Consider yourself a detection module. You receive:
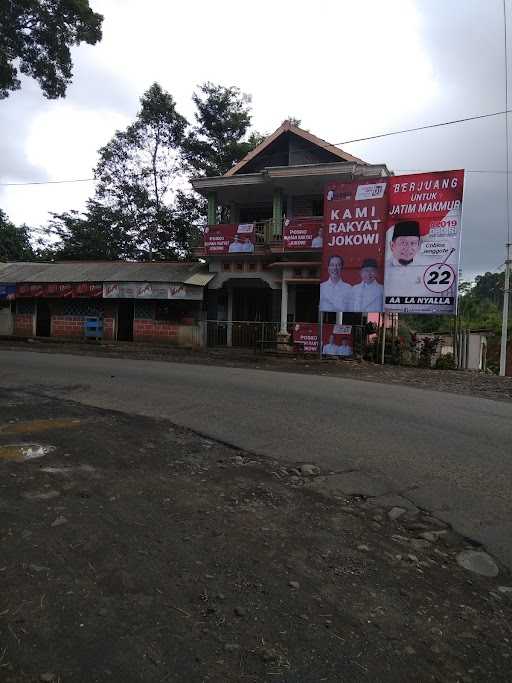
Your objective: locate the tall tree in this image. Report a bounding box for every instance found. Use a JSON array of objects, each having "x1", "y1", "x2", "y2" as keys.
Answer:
[
  {"x1": 45, "y1": 200, "x2": 134, "y2": 260},
  {"x1": 0, "y1": 209, "x2": 34, "y2": 260},
  {"x1": 182, "y1": 82, "x2": 264, "y2": 177},
  {"x1": 94, "y1": 82, "x2": 188, "y2": 259},
  {"x1": 0, "y1": 0, "x2": 103, "y2": 99}
]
